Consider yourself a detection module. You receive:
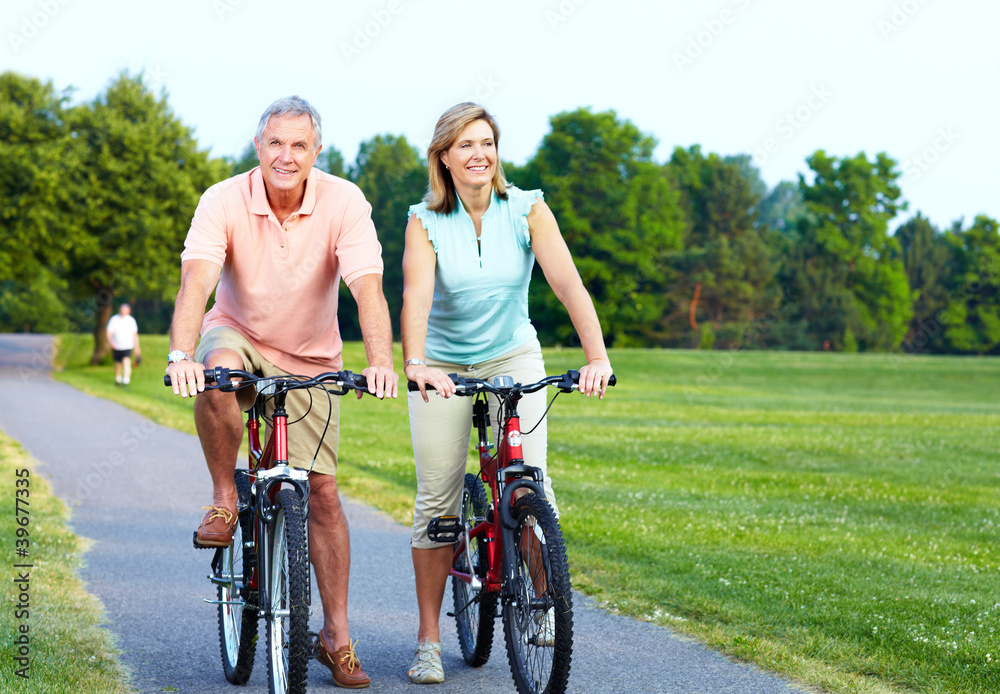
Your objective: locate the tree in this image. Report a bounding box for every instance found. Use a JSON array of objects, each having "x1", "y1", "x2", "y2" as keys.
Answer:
[
  {"x1": 228, "y1": 141, "x2": 258, "y2": 176},
  {"x1": 343, "y1": 134, "x2": 426, "y2": 339},
  {"x1": 722, "y1": 154, "x2": 768, "y2": 212},
  {"x1": 0, "y1": 271, "x2": 69, "y2": 333},
  {"x1": 779, "y1": 151, "x2": 912, "y2": 351},
  {"x1": 665, "y1": 146, "x2": 777, "y2": 348},
  {"x1": 514, "y1": 108, "x2": 685, "y2": 346},
  {"x1": 941, "y1": 215, "x2": 1000, "y2": 354},
  {"x1": 64, "y1": 73, "x2": 230, "y2": 361},
  {"x1": 894, "y1": 214, "x2": 953, "y2": 353},
  {"x1": 758, "y1": 180, "x2": 806, "y2": 234},
  {"x1": 0, "y1": 72, "x2": 75, "y2": 293},
  {"x1": 316, "y1": 146, "x2": 346, "y2": 178}
]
